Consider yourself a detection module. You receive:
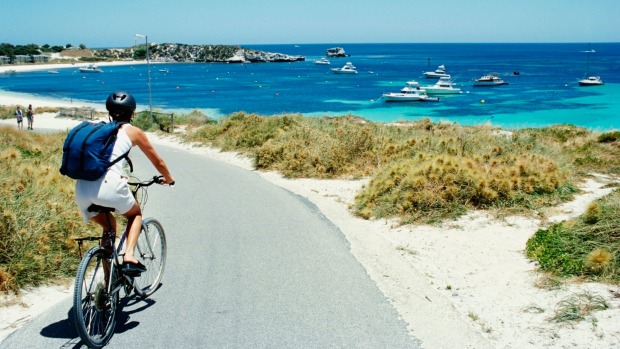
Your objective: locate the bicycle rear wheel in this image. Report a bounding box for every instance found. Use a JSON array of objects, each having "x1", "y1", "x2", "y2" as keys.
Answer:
[
  {"x1": 133, "y1": 217, "x2": 167, "y2": 297},
  {"x1": 73, "y1": 247, "x2": 118, "y2": 349}
]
